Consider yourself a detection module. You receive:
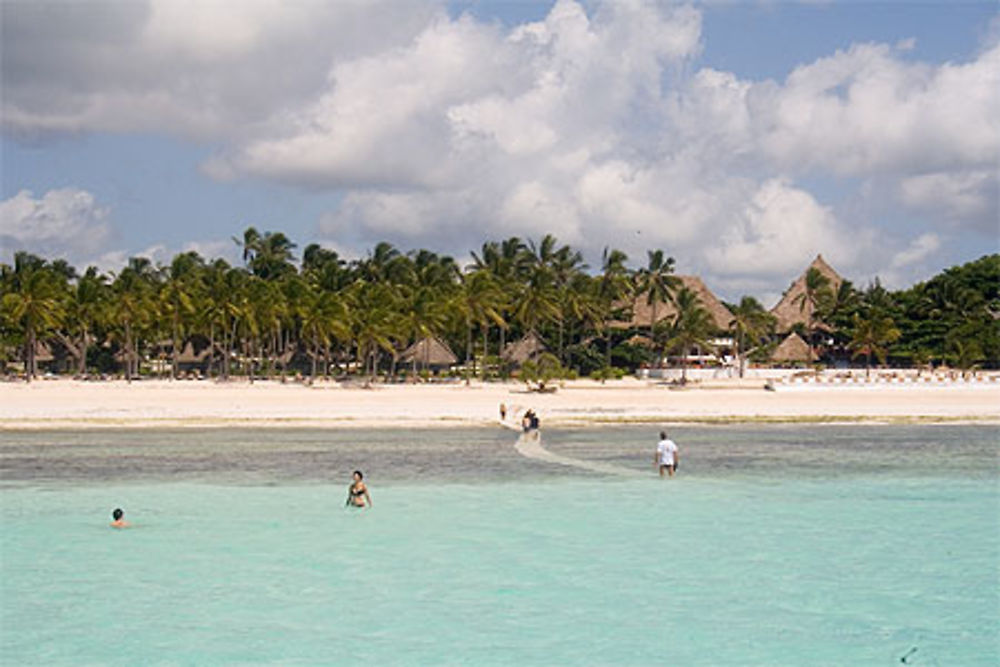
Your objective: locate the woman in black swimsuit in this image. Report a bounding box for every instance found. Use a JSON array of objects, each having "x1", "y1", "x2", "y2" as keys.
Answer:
[{"x1": 346, "y1": 470, "x2": 372, "y2": 508}]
